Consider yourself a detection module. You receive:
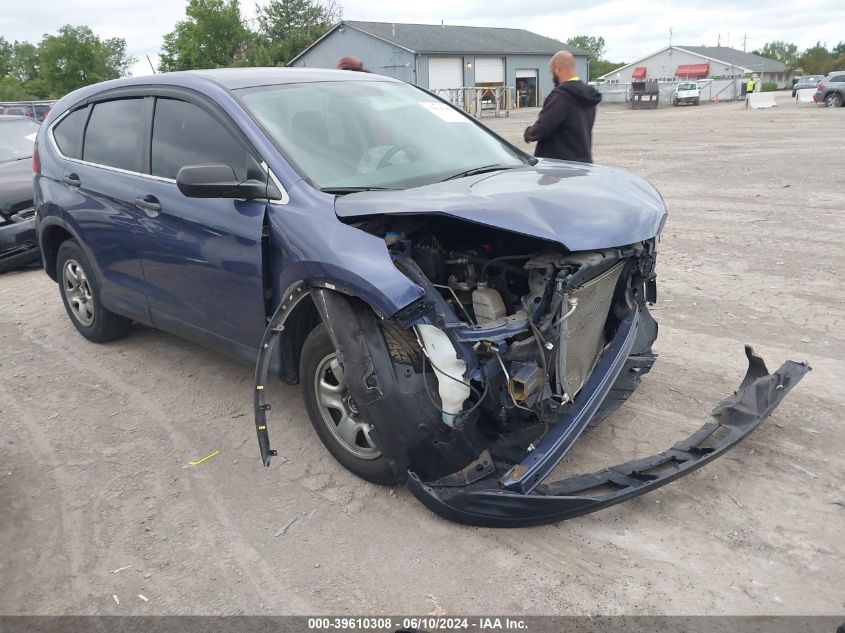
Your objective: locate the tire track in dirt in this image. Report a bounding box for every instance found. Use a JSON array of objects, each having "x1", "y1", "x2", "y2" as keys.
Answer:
[{"x1": 17, "y1": 321, "x2": 314, "y2": 614}]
